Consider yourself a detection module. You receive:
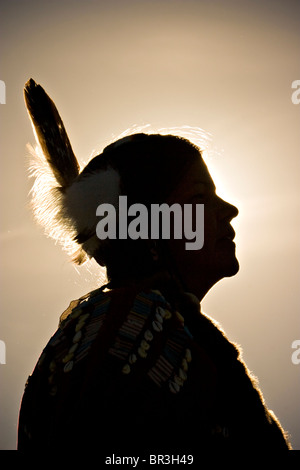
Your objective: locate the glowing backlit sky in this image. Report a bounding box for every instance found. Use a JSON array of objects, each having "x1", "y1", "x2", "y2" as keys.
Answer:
[{"x1": 0, "y1": 0, "x2": 299, "y2": 449}]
